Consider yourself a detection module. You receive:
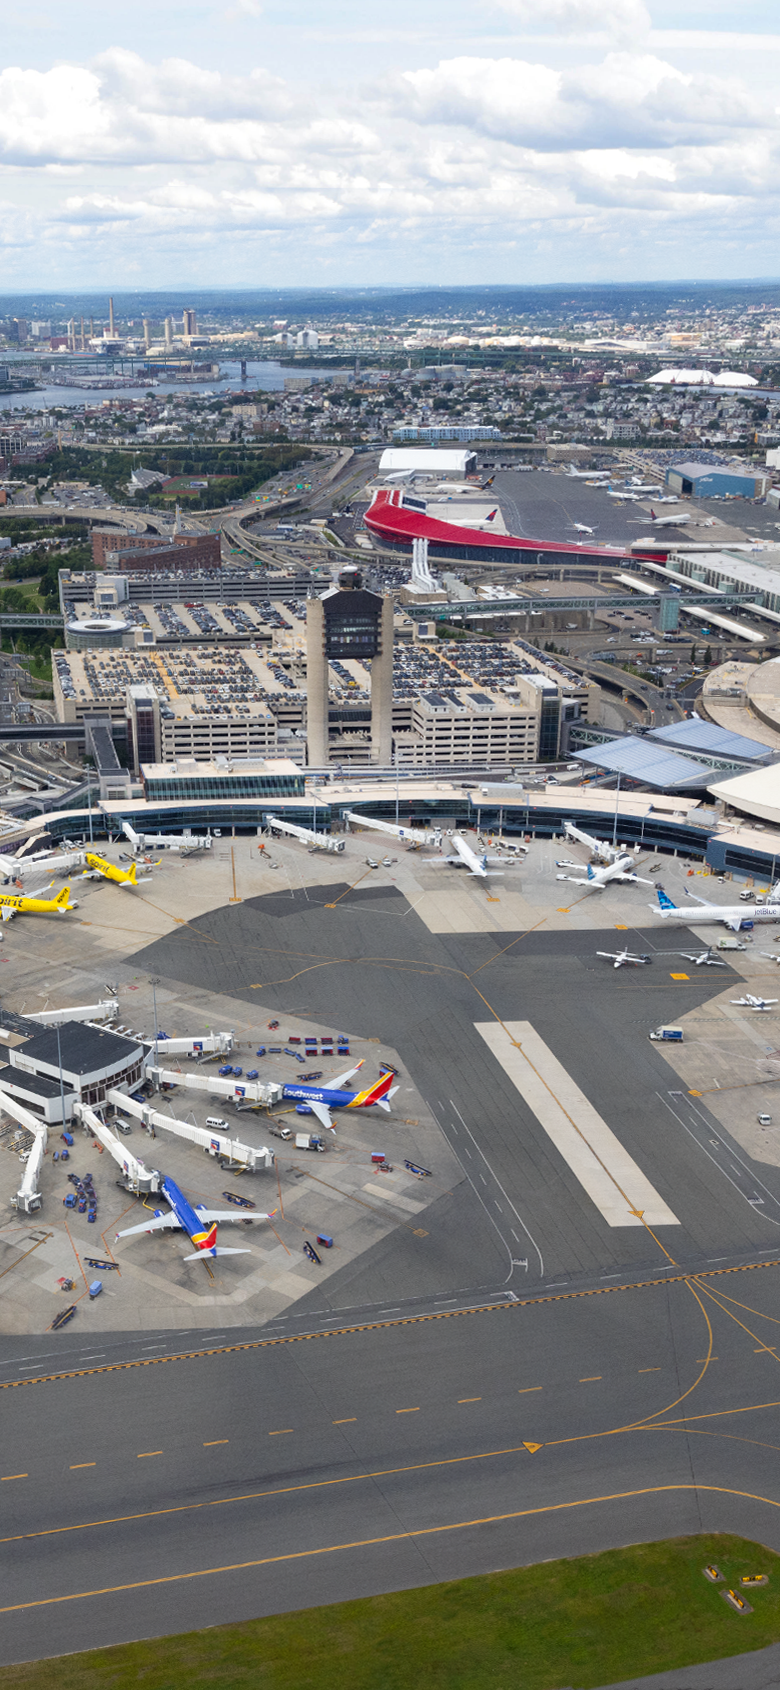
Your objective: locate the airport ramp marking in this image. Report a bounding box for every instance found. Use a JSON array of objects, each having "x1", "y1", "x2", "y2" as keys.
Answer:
[{"x1": 474, "y1": 1020, "x2": 679, "y2": 1229}]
